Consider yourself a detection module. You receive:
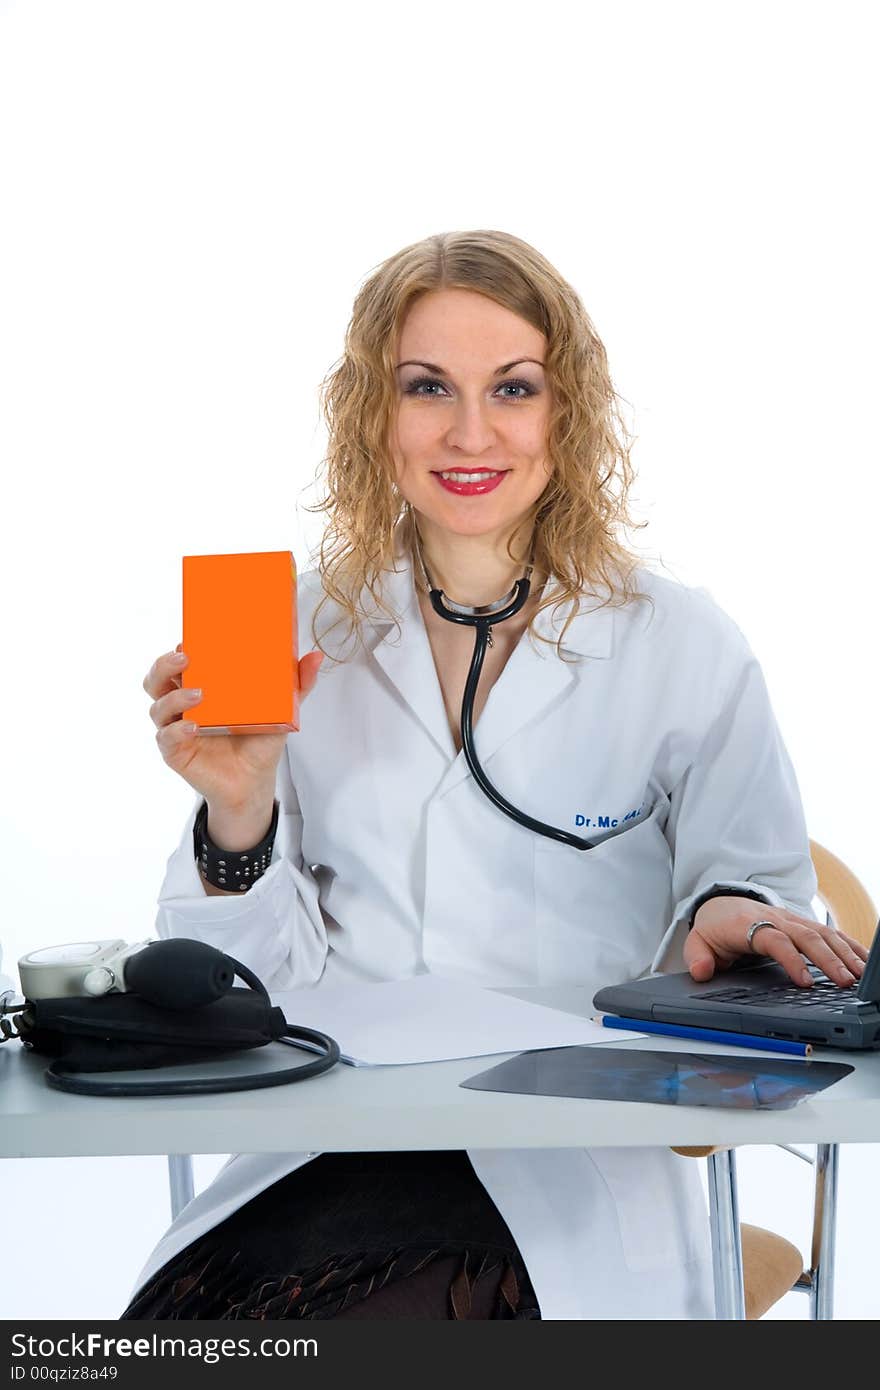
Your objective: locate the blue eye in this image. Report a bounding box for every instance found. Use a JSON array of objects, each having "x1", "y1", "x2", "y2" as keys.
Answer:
[{"x1": 403, "y1": 375, "x2": 536, "y2": 400}]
